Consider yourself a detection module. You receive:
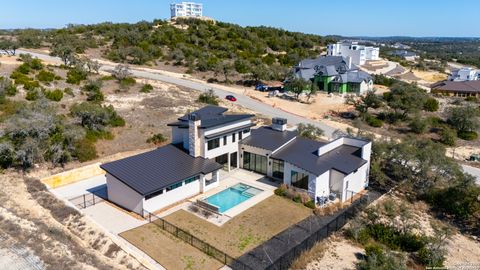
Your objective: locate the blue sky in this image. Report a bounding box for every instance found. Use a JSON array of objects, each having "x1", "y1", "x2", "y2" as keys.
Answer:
[{"x1": 1, "y1": 0, "x2": 478, "y2": 37}]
